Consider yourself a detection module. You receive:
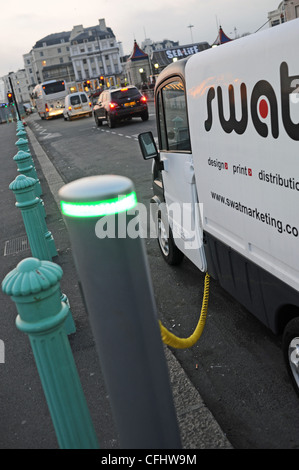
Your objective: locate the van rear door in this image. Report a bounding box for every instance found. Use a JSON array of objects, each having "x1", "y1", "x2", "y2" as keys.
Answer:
[{"x1": 156, "y1": 78, "x2": 206, "y2": 271}]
